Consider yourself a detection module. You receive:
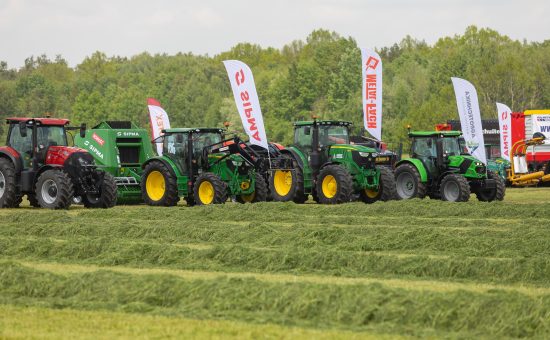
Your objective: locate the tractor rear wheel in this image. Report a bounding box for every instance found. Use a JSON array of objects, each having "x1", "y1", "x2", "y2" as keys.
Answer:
[
  {"x1": 194, "y1": 172, "x2": 227, "y2": 205},
  {"x1": 237, "y1": 173, "x2": 267, "y2": 203},
  {"x1": 141, "y1": 161, "x2": 179, "y2": 206},
  {"x1": 440, "y1": 174, "x2": 470, "y2": 202},
  {"x1": 0, "y1": 158, "x2": 19, "y2": 208},
  {"x1": 35, "y1": 169, "x2": 74, "y2": 209},
  {"x1": 395, "y1": 163, "x2": 427, "y2": 199},
  {"x1": 316, "y1": 165, "x2": 353, "y2": 204},
  {"x1": 475, "y1": 171, "x2": 506, "y2": 202},
  {"x1": 82, "y1": 172, "x2": 118, "y2": 208},
  {"x1": 361, "y1": 166, "x2": 397, "y2": 203},
  {"x1": 270, "y1": 155, "x2": 300, "y2": 202}
]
